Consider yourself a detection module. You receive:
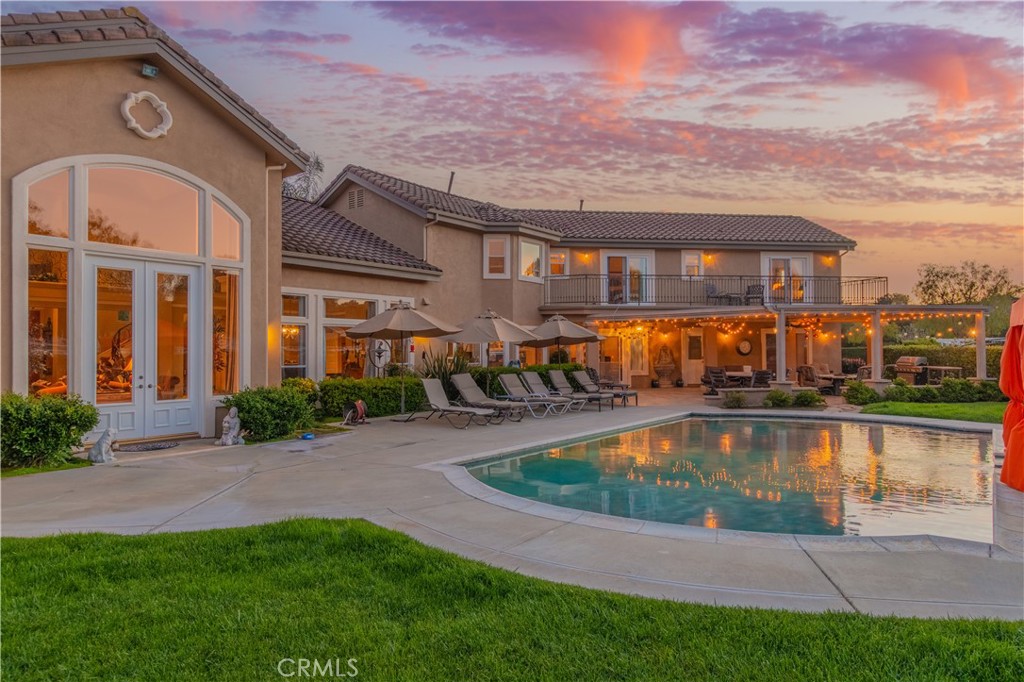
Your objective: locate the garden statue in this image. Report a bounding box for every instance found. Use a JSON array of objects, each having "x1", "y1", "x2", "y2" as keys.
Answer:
[
  {"x1": 217, "y1": 407, "x2": 245, "y2": 446},
  {"x1": 87, "y1": 427, "x2": 118, "y2": 463},
  {"x1": 653, "y1": 344, "x2": 676, "y2": 386}
]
